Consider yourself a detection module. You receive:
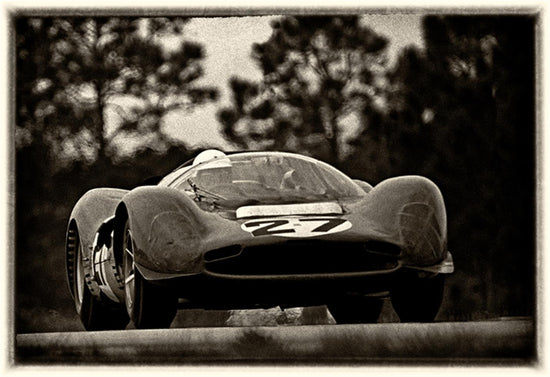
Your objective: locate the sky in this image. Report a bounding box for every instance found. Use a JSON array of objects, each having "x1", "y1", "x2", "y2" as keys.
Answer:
[{"x1": 162, "y1": 14, "x2": 424, "y2": 150}]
